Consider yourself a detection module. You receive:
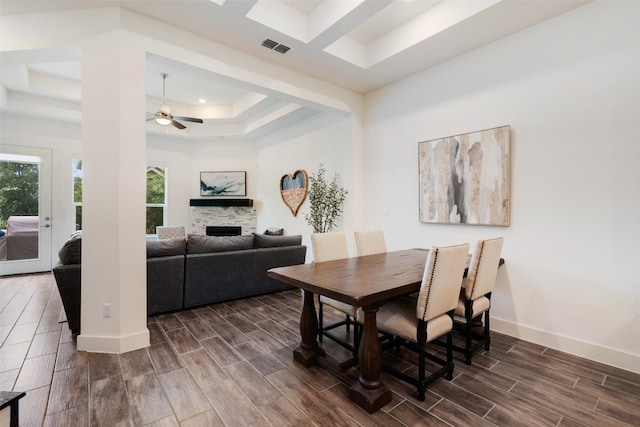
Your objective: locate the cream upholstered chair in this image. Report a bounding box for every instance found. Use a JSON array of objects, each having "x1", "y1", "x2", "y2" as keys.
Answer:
[
  {"x1": 311, "y1": 232, "x2": 359, "y2": 355},
  {"x1": 354, "y1": 230, "x2": 387, "y2": 256},
  {"x1": 453, "y1": 237, "x2": 504, "y2": 364},
  {"x1": 156, "y1": 226, "x2": 186, "y2": 240},
  {"x1": 361, "y1": 243, "x2": 469, "y2": 401}
]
